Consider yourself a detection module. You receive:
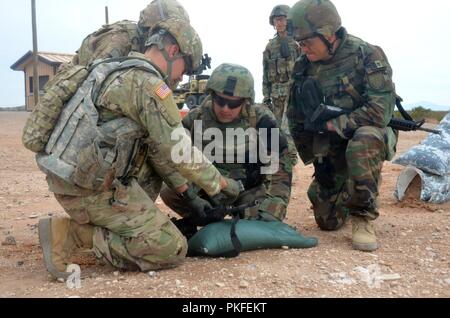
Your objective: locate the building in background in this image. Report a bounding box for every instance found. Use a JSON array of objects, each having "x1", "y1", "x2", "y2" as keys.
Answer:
[{"x1": 10, "y1": 51, "x2": 74, "y2": 111}]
